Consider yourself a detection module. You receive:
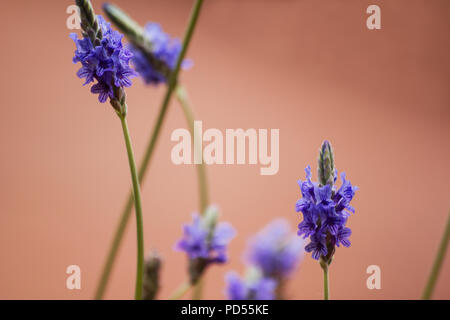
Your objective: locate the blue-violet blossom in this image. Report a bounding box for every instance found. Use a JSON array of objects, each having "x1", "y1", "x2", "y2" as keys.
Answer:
[
  {"x1": 247, "y1": 219, "x2": 304, "y2": 279},
  {"x1": 296, "y1": 165, "x2": 358, "y2": 261},
  {"x1": 70, "y1": 15, "x2": 136, "y2": 103},
  {"x1": 225, "y1": 271, "x2": 276, "y2": 300},
  {"x1": 176, "y1": 208, "x2": 235, "y2": 283},
  {"x1": 130, "y1": 23, "x2": 191, "y2": 85}
]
